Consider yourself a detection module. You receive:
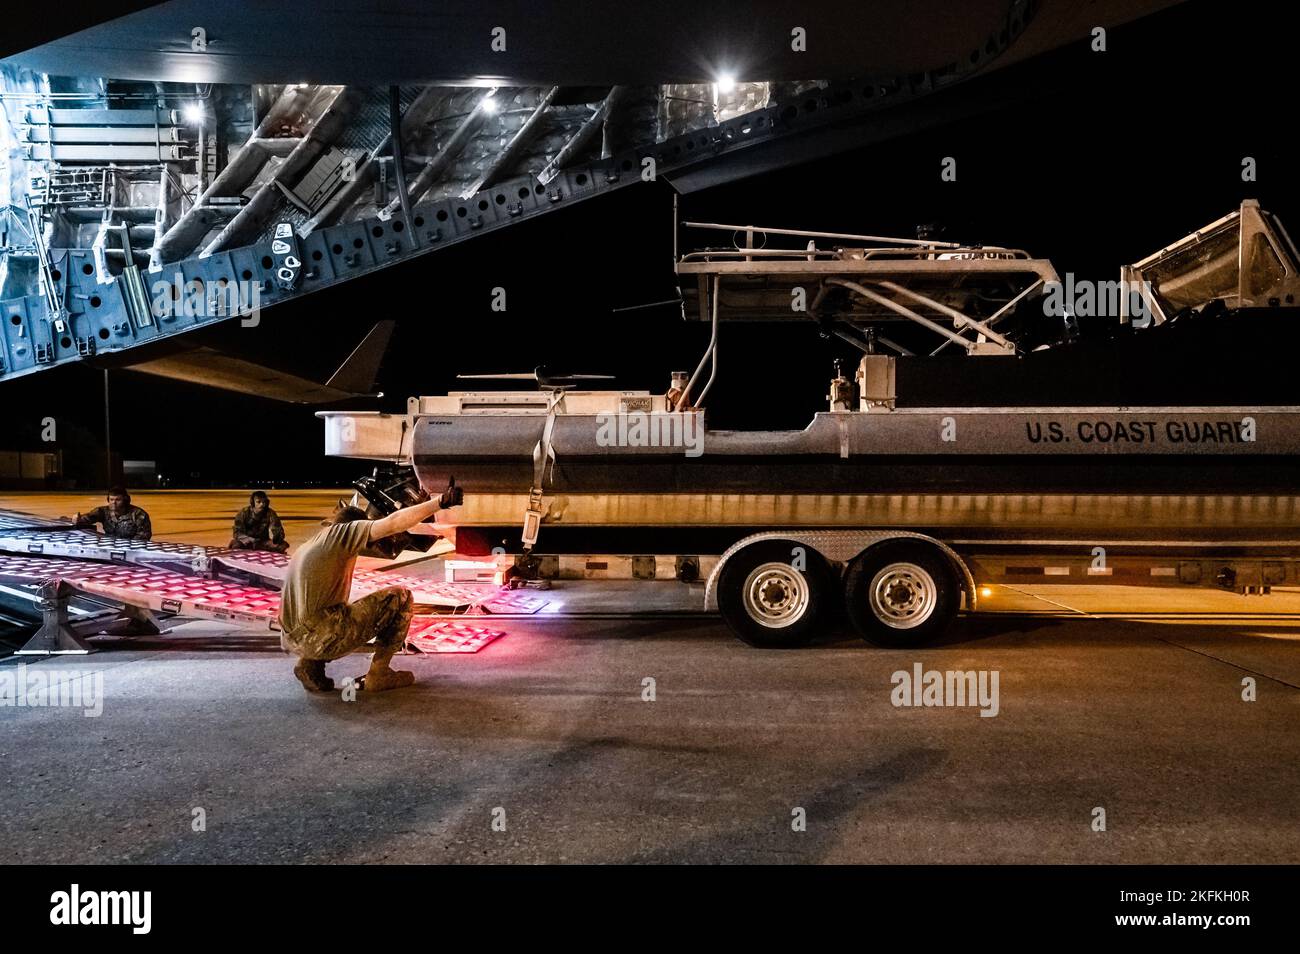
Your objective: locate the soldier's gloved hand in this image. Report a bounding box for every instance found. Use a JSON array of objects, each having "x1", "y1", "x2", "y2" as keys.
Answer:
[{"x1": 438, "y1": 476, "x2": 463, "y2": 509}]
